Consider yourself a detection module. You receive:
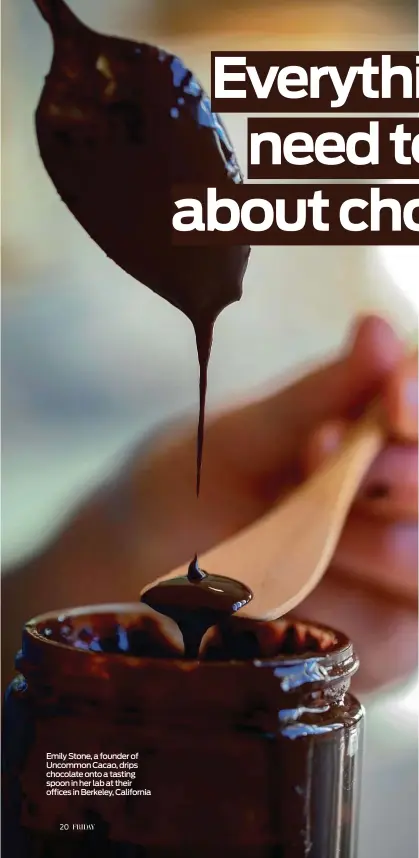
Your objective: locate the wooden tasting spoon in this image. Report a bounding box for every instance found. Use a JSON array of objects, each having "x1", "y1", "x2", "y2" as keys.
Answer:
[{"x1": 141, "y1": 404, "x2": 386, "y2": 621}]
